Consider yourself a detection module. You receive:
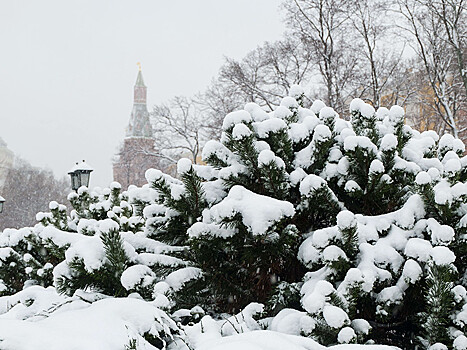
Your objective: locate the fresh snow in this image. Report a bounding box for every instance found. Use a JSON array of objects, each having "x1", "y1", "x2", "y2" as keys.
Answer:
[
  {"x1": 232, "y1": 123, "x2": 252, "y2": 140},
  {"x1": 177, "y1": 158, "x2": 193, "y2": 174},
  {"x1": 253, "y1": 118, "x2": 287, "y2": 138},
  {"x1": 311, "y1": 100, "x2": 326, "y2": 114},
  {"x1": 289, "y1": 84, "x2": 304, "y2": 99},
  {"x1": 206, "y1": 185, "x2": 295, "y2": 236},
  {"x1": 0, "y1": 295, "x2": 177, "y2": 350},
  {"x1": 121, "y1": 264, "x2": 156, "y2": 290},
  {"x1": 222, "y1": 110, "x2": 252, "y2": 130},
  {"x1": 68, "y1": 160, "x2": 94, "y2": 173}
]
